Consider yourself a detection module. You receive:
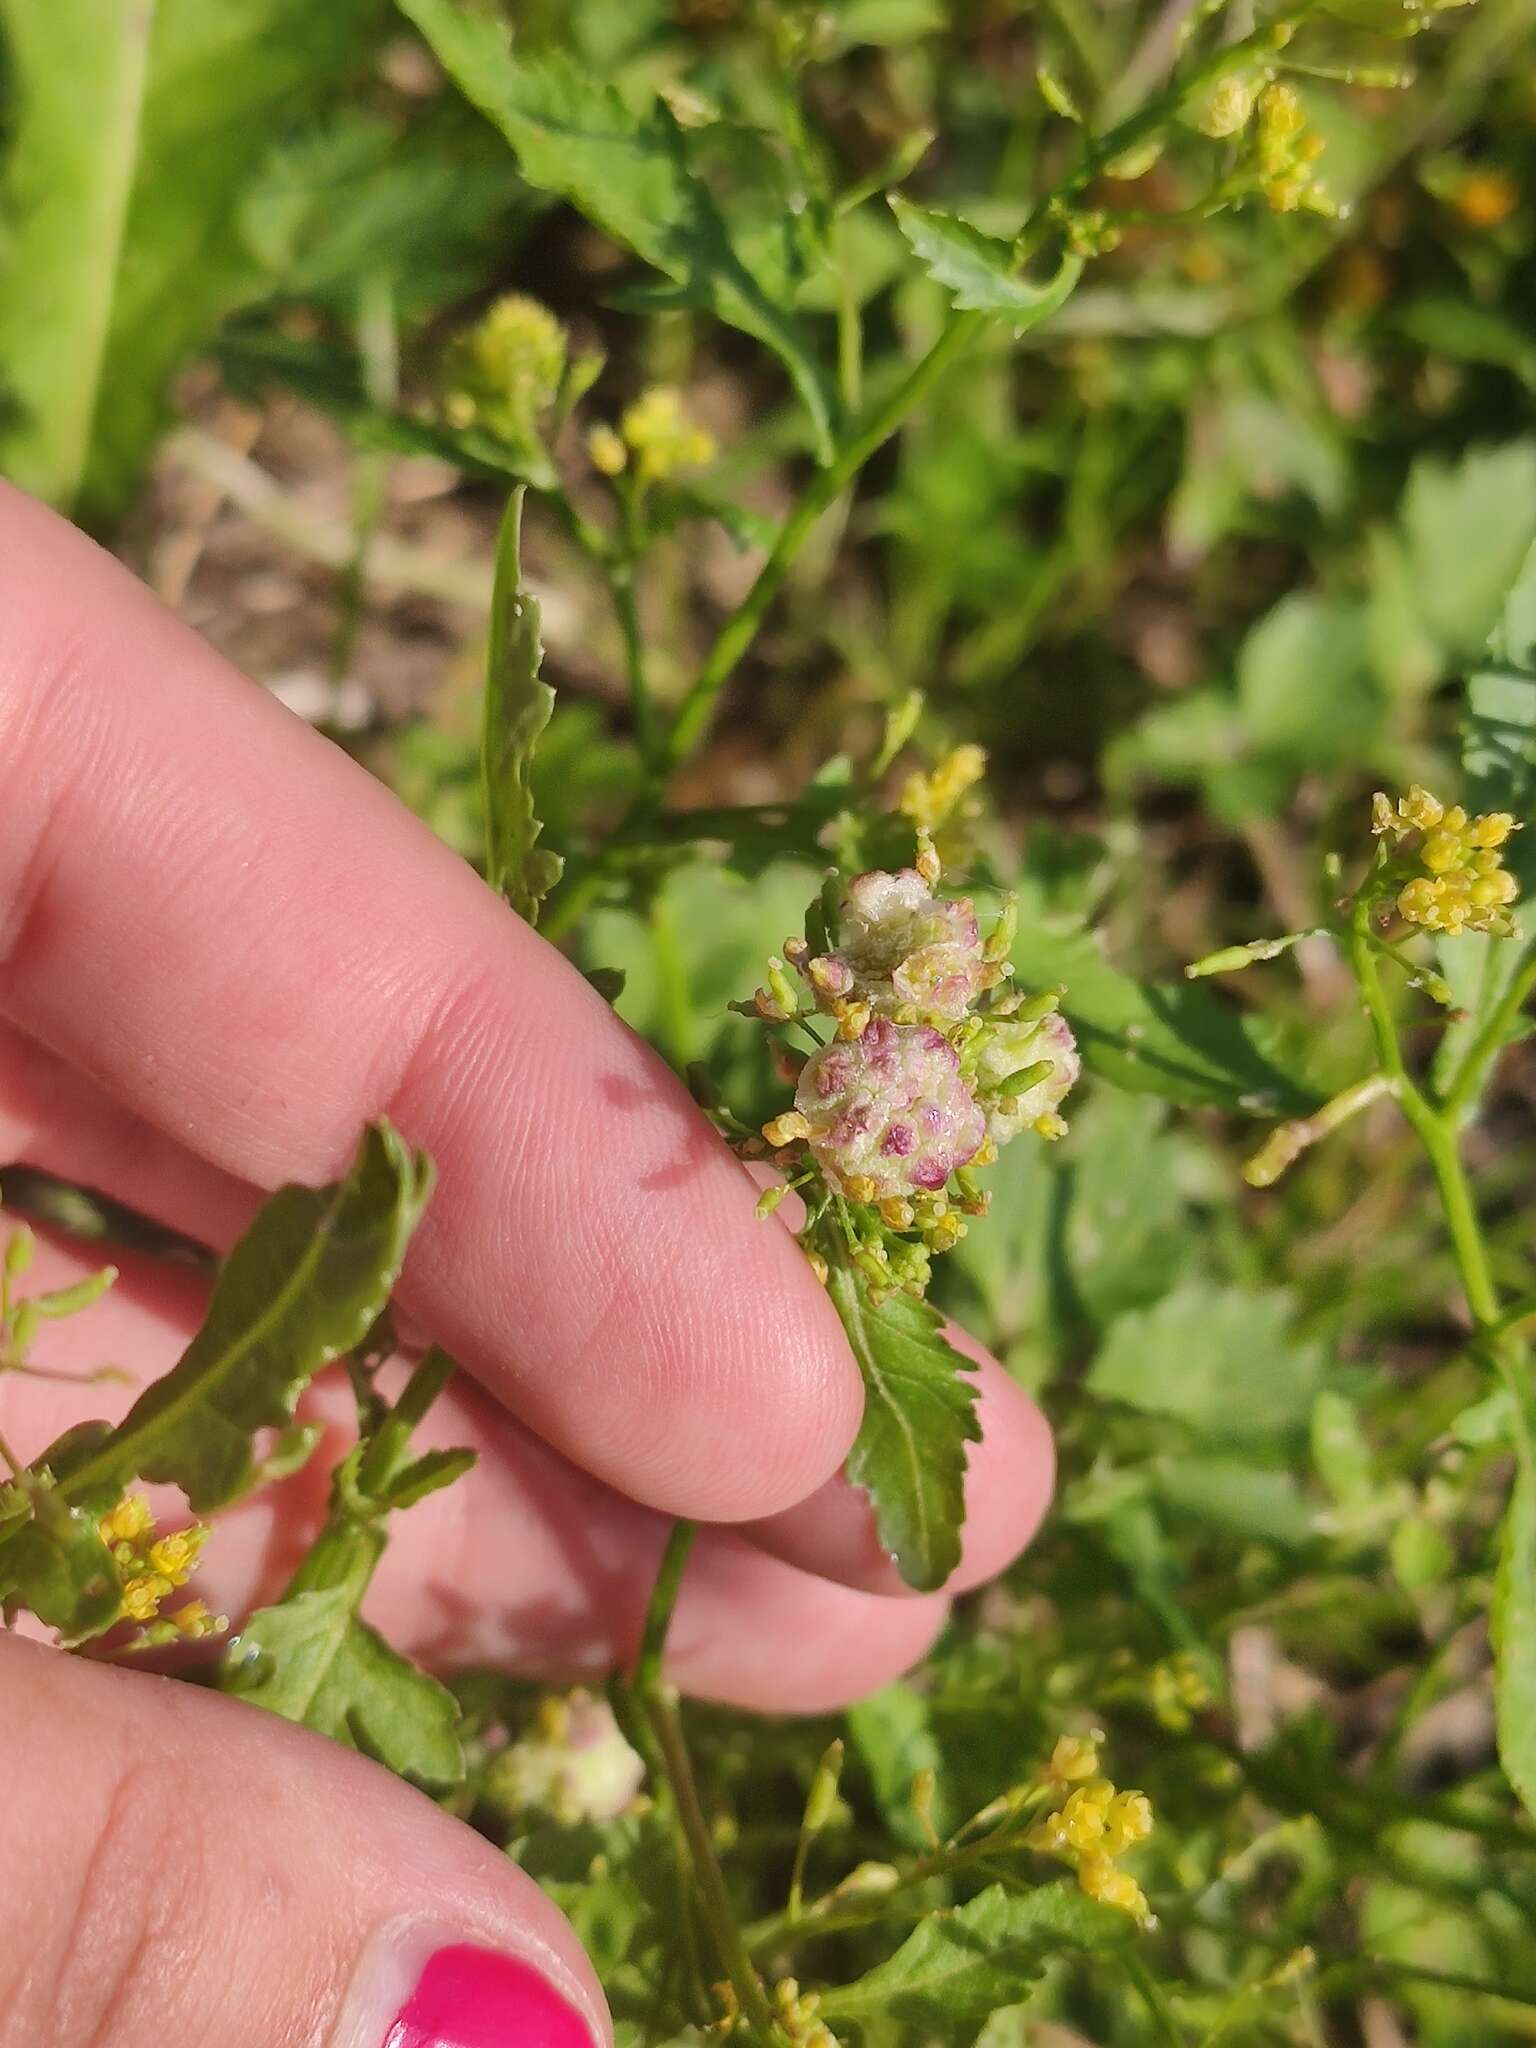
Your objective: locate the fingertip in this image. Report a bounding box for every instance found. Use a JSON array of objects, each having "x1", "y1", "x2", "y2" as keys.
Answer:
[
  {"x1": 741, "y1": 1330, "x2": 1054, "y2": 1598},
  {"x1": 668, "y1": 1532, "x2": 950, "y2": 1712}
]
